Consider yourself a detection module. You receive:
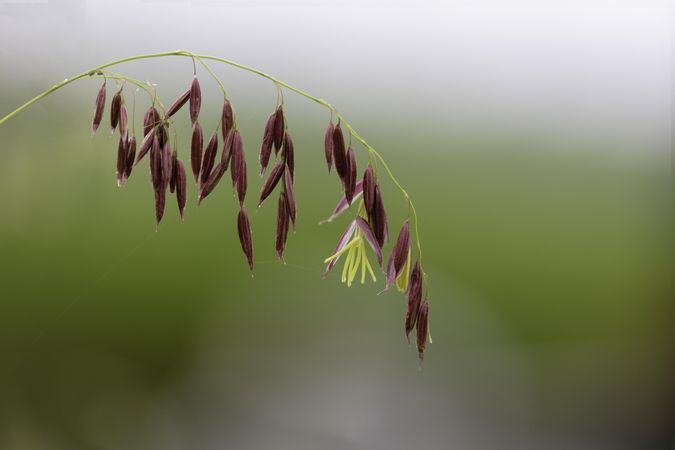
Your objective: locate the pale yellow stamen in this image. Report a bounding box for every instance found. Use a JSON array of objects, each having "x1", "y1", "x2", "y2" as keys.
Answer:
[
  {"x1": 324, "y1": 236, "x2": 361, "y2": 264},
  {"x1": 348, "y1": 241, "x2": 362, "y2": 286},
  {"x1": 341, "y1": 243, "x2": 356, "y2": 283},
  {"x1": 360, "y1": 240, "x2": 367, "y2": 284}
]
